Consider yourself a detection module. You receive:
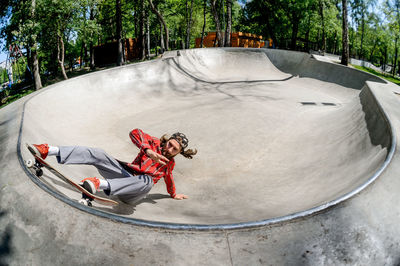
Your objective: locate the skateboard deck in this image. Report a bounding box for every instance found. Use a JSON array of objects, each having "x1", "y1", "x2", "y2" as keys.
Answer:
[{"x1": 25, "y1": 143, "x2": 118, "y2": 206}]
